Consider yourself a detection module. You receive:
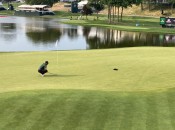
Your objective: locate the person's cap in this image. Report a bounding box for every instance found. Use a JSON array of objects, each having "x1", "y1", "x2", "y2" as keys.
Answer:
[{"x1": 45, "y1": 61, "x2": 49, "y2": 64}]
